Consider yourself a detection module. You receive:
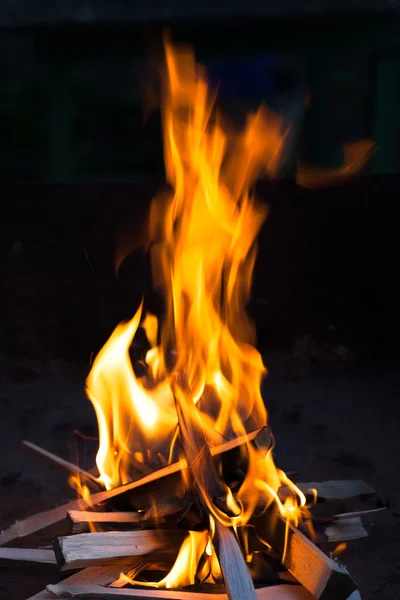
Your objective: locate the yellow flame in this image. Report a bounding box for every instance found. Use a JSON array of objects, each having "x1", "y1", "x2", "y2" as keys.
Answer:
[
  {"x1": 82, "y1": 38, "x2": 310, "y2": 586},
  {"x1": 333, "y1": 542, "x2": 347, "y2": 558},
  {"x1": 86, "y1": 302, "x2": 177, "y2": 489}
]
